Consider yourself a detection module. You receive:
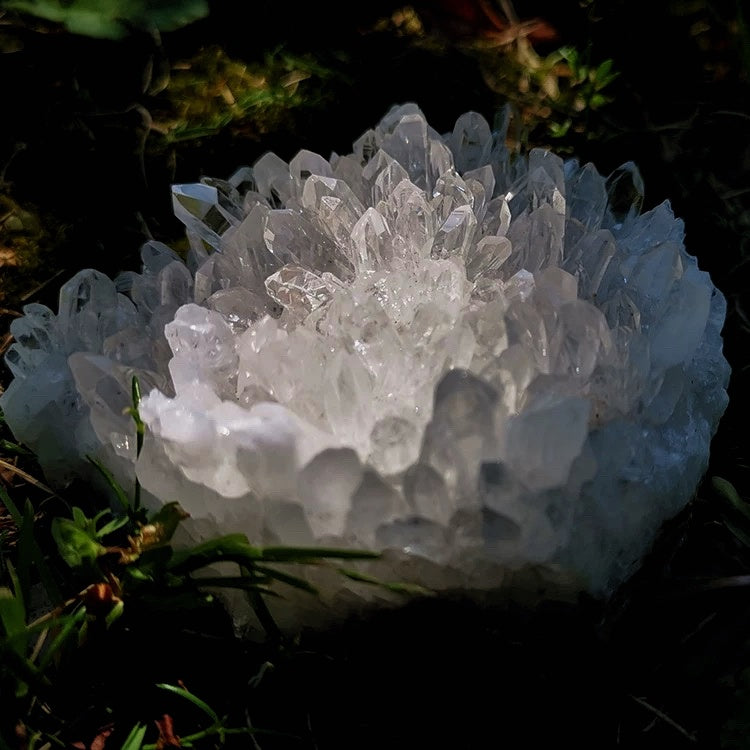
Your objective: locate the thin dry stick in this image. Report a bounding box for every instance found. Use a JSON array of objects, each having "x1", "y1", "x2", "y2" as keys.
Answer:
[
  {"x1": 243, "y1": 710, "x2": 264, "y2": 750},
  {"x1": 630, "y1": 695, "x2": 697, "y2": 743},
  {"x1": 498, "y1": 0, "x2": 520, "y2": 25},
  {"x1": 0, "y1": 457, "x2": 55, "y2": 495},
  {"x1": 27, "y1": 596, "x2": 79, "y2": 630},
  {"x1": 0, "y1": 332, "x2": 12, "y2": 358},
  {"x1": 29, "y1": 628, "x2": 48, "y2": 663}
]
